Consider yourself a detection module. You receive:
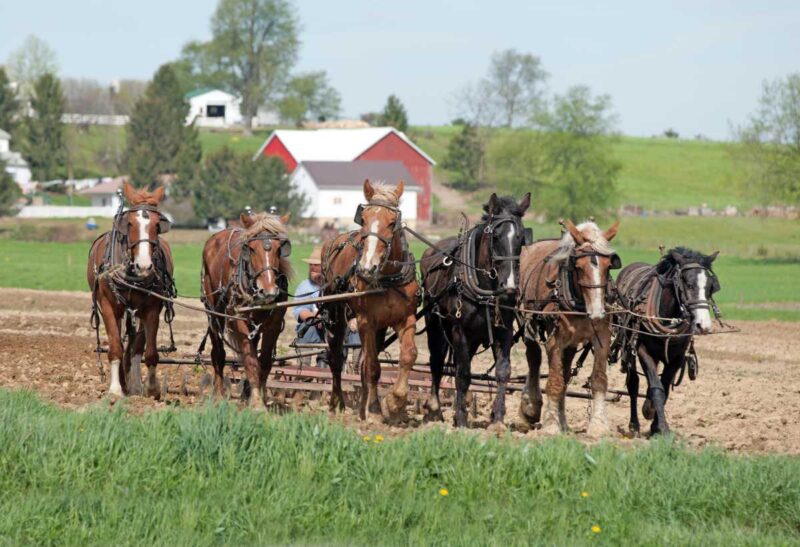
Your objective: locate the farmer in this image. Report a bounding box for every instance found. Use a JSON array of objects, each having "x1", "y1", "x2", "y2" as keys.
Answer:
[{"x1": 293, "y1": 246, "x2": 360, "y2": 367}]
